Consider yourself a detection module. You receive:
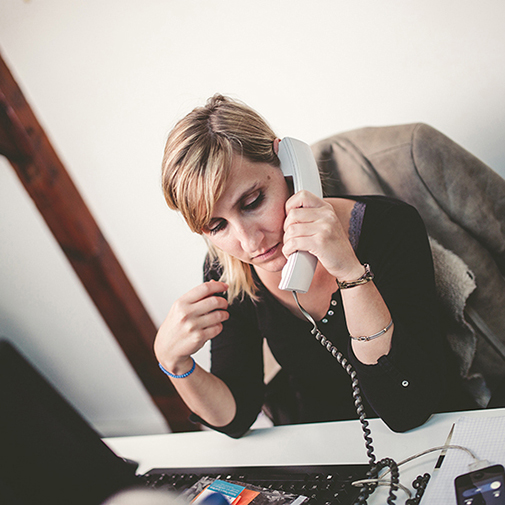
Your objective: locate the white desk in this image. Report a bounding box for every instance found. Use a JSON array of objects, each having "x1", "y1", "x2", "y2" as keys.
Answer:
[{"x1": 105, "y1": 408, "x2": 505, "y2": 504}]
